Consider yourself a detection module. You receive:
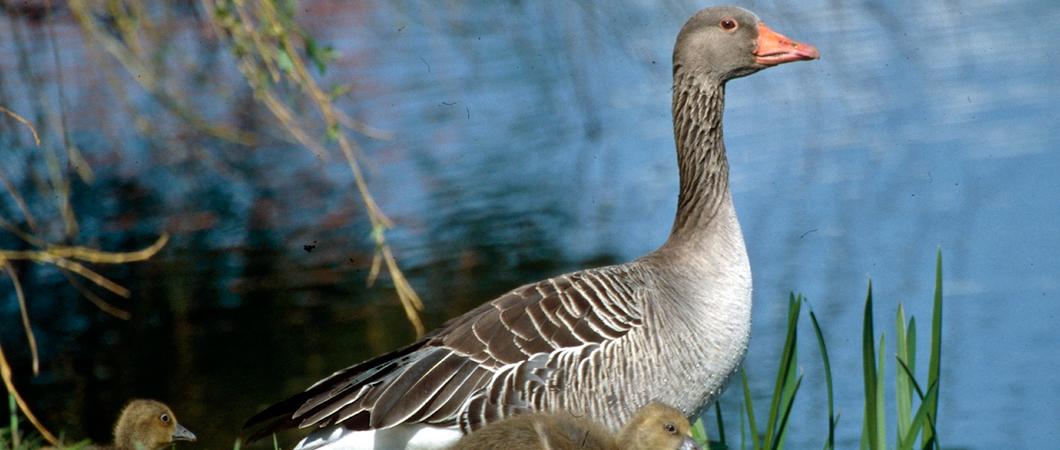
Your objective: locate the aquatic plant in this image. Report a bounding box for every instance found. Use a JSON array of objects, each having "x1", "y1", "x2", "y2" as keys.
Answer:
[{"x1": 694, "y1": 251, "x2": 944, "y2": 450}]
